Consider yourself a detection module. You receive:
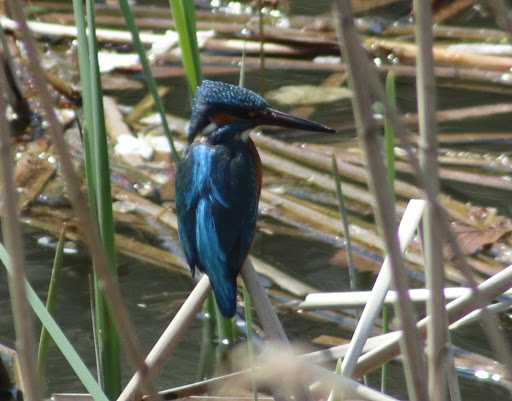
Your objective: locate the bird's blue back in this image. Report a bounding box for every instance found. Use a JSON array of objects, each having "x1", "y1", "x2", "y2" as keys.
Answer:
[{"x1": 176, "y1": 135, "x2": 260, "y2": 317}]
